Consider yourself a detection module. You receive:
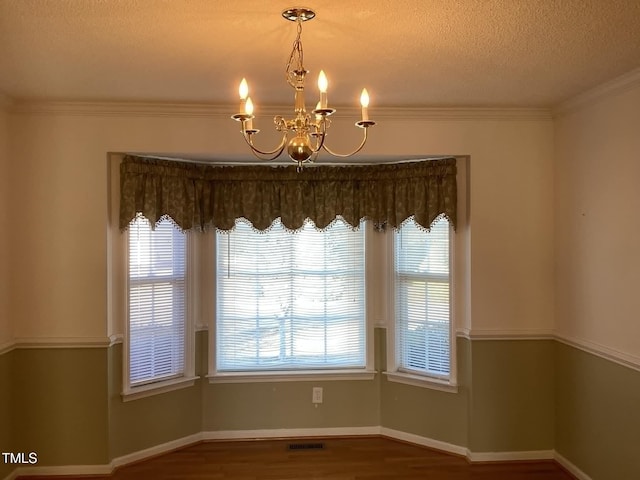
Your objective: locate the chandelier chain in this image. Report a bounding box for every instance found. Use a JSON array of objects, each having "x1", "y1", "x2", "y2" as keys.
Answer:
[{"x1": 285, "y1": 19, "x2": 305, "y2": 88}]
